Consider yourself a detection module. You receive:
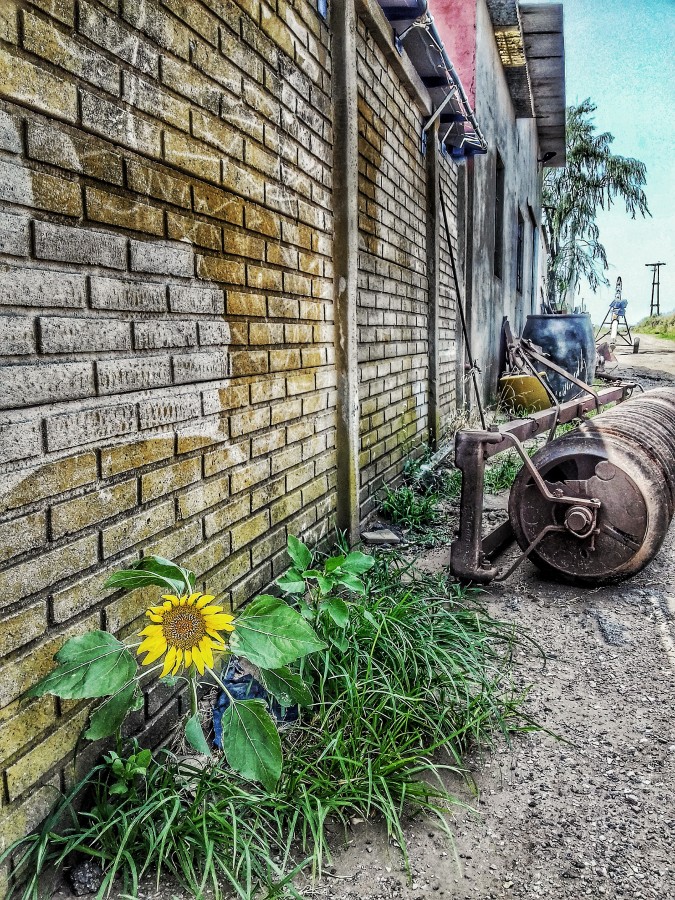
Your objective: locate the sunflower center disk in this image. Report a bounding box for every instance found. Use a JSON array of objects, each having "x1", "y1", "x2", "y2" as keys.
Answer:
[{"x1": 162, "y1": 607, "x2": 207, "y2": 650}]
